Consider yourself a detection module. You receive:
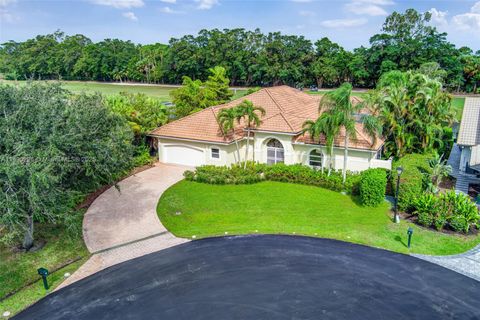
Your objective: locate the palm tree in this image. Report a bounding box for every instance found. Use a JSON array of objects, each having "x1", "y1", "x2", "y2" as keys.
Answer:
[
  {"x1": 361, "y1": 114, "x2": 383, "y2": 148},
  {"x1": 217, "y1": 107, "x2": 242, "y2": 163},
  {"x1": 302, "y1": 112, "x2": 340, "y2": 175},
  {"x1": 235, "y1": 100, "x2": 266, "y2": 169},
  {"x1": 428, "y1": 154, "x2": 452, "y2": 193},
  {"x1": 319, "y1": 83, "x2": 357, "y2": 183},
  {"x1": 365, "y1": 71, "x2": 454, "y2": 158}
]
